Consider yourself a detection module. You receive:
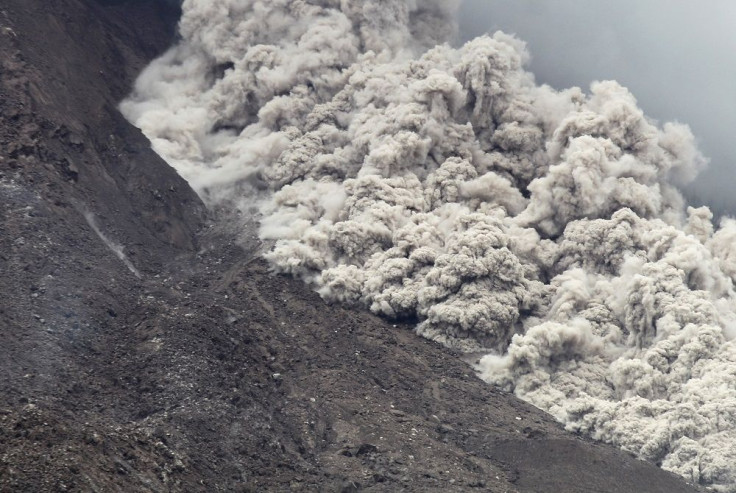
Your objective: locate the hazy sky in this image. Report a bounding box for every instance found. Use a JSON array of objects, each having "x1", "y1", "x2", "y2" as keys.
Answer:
[{"x1": 458, "y1": 0, "x2": 736, "y2": 215}]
